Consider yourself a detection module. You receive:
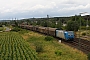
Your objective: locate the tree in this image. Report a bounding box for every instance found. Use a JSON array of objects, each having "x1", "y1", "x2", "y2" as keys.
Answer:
[
  {"x1": 66, "y1": 15, "x2": 87, "y2": 31},
  {"x1": 78, "y1": 16, "x2": 86, "y2": 26},
  {"x1": 66, "y1": 20, "x2": 79, "y2": 31},
  {"x1": 71, "y1": 16, "x2": 86, "y2": 26},
  {"x1": 56, "y1": 20, "x2": 62, "y2": 29},
  {"x1": 14, "y1": 20, "x2": 18, "y2": 27},
  {"x1": 36, "y1": 20, "x2": 41, "y2": 25},
  {"x1": 40, "y1": 20, "x2": 49, "y2": 27}
]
